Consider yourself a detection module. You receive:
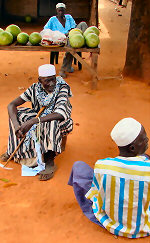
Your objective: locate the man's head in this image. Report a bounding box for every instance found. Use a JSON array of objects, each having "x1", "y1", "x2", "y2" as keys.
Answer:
[
  {"x1": 111, "y1": 118, "x2": 149, "y2": 157},
  {"x1": 38, "y1": 64, "x2": 56, "y2": 93},
  {"x1": 56, "y1": 3, "x2": 66, "y2": 17}
]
